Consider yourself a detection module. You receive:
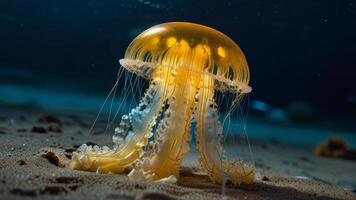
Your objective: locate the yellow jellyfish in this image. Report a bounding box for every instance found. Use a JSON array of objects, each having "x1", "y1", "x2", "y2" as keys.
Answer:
[{"x1": 70, "y1": 22, "x2": 255, "y2": 184}]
